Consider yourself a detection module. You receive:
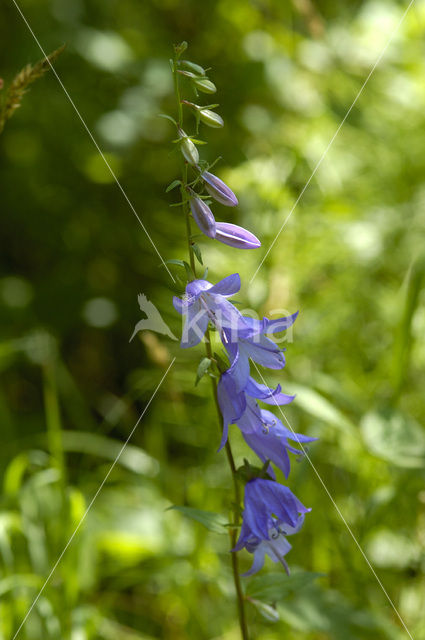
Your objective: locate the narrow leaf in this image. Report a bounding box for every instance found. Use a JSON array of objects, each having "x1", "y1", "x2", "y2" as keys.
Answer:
[
  {"x1": 183, "y1": 261, "x2": 193, "y2": 280},
  {"x1": 246, "y1": 571, "x2": 323, "y2": 602},
  {"x1": 189, "y1": 138, "x2": 207, "y2": 145},
  {"x1": 192, "y1": 243, "x2": 203, "y2": 265},
  {"x1": 168, "y1": 505, "x2": 227, "y2": 534},
  {"x1": 164, "y1": 259, "x2": 185, "y2": 267},
  {"x1": 158, "y1": 113, "x2": 177, "y2": 125},
  {"x1": 195, "y1": 357, "x2": 212, "y2": 385},
  {"x1": 165, "y1": 179, "x2": 182, "y2": 193}
]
